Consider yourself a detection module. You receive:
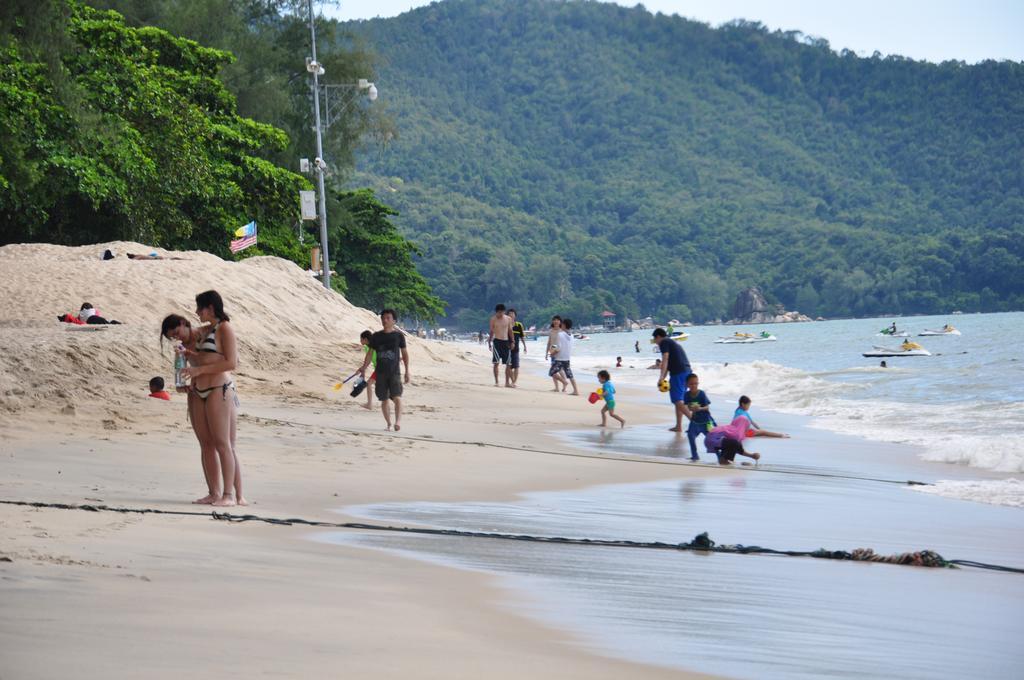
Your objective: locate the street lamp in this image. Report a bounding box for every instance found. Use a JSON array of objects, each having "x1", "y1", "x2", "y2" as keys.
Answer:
[
  {"x1": 305, "y1": 1, "x2": 379, "y2": 289},
  {"x1": 305, "y1": 0, "x2": 331, "y2": 289}
]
